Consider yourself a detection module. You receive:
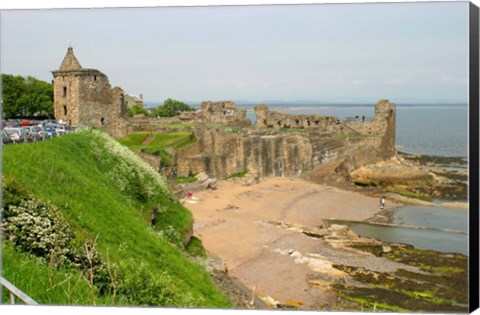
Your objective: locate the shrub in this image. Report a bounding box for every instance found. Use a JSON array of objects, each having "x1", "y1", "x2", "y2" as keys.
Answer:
[
  {"x1": 186, "y1": 237, "x2": 207, "y2": 258},
  {"x1": 1, "y1": 176, "x2": 31, "y2": 218},
  {"x1": 2, "y1": 184, "x2": 111, "y2": 293},
  {"x1": 3, "y1": 198, "x2": 76, "y2": 264},
  {"x1": 117, "y1": 260, "x2": 189, "y2": 306},
  {"x1": 154, "y1": 98, "x2": 195, "y2": 117},
  {"x1": 89, "y1": 129, "x2": 172, "y2": 201}
]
